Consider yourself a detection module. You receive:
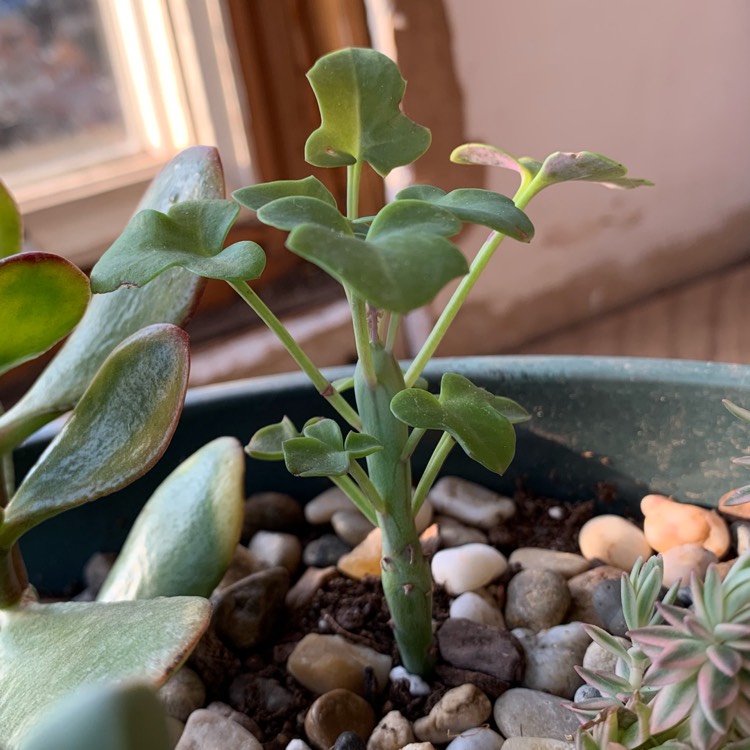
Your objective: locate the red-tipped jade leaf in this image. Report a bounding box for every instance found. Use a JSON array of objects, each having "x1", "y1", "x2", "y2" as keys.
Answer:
[
  {"x1": 0, "y1": 147, "x2": 221, "y2": 453},
  {"x1": 0, "y1": 324, "x2": 189, "y2": 545},
  {"x1": 0, "y1": 252, "x2": 90, "y2": 377},
  {"x1": 304, "y1": 47, "x2": 431, "y2": 176},
  {"x1": 0, "y1": 597, "x2": 209, "y2": 750},
  {"x1": 390, "y1": 373, "x2": 530, "y2": 474},
  {"x1": 90, "y1": 200, "x2": 265, "y2": 292},
  {"x1": 98, "y1": 437, "x2": 245, "y2": 602},
  {"x1": 0, "y1": 179, "x2": 22, "y2": 258}
]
